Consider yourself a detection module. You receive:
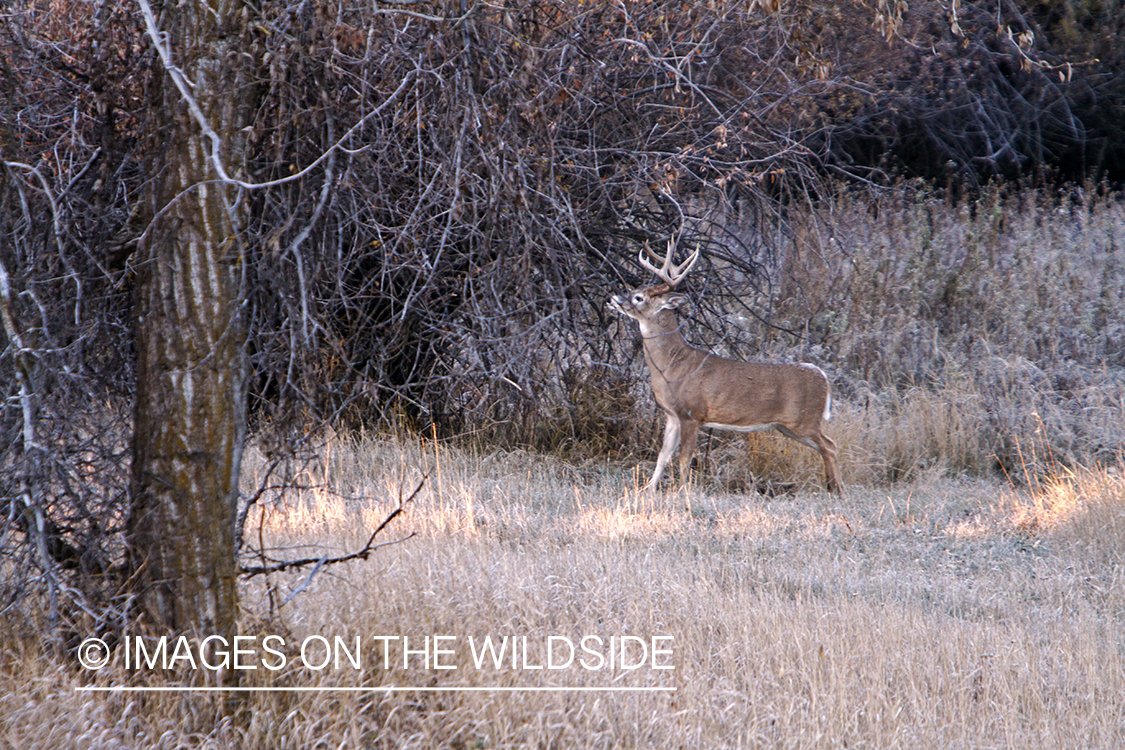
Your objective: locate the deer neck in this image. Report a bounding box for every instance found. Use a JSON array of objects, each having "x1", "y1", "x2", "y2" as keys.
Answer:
[{"x1": 638, "y1": 310, "x2": 703, "y2": 371}]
